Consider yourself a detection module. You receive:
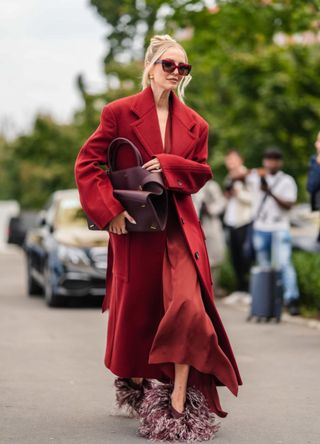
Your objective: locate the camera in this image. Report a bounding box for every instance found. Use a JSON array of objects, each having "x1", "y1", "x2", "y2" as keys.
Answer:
[
  {"x1": 224, "y1": 178, "x2": 234, "y2": 192},
  {"x1": 260, "y1": 176, "x2": 268, "y2": 188}
]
